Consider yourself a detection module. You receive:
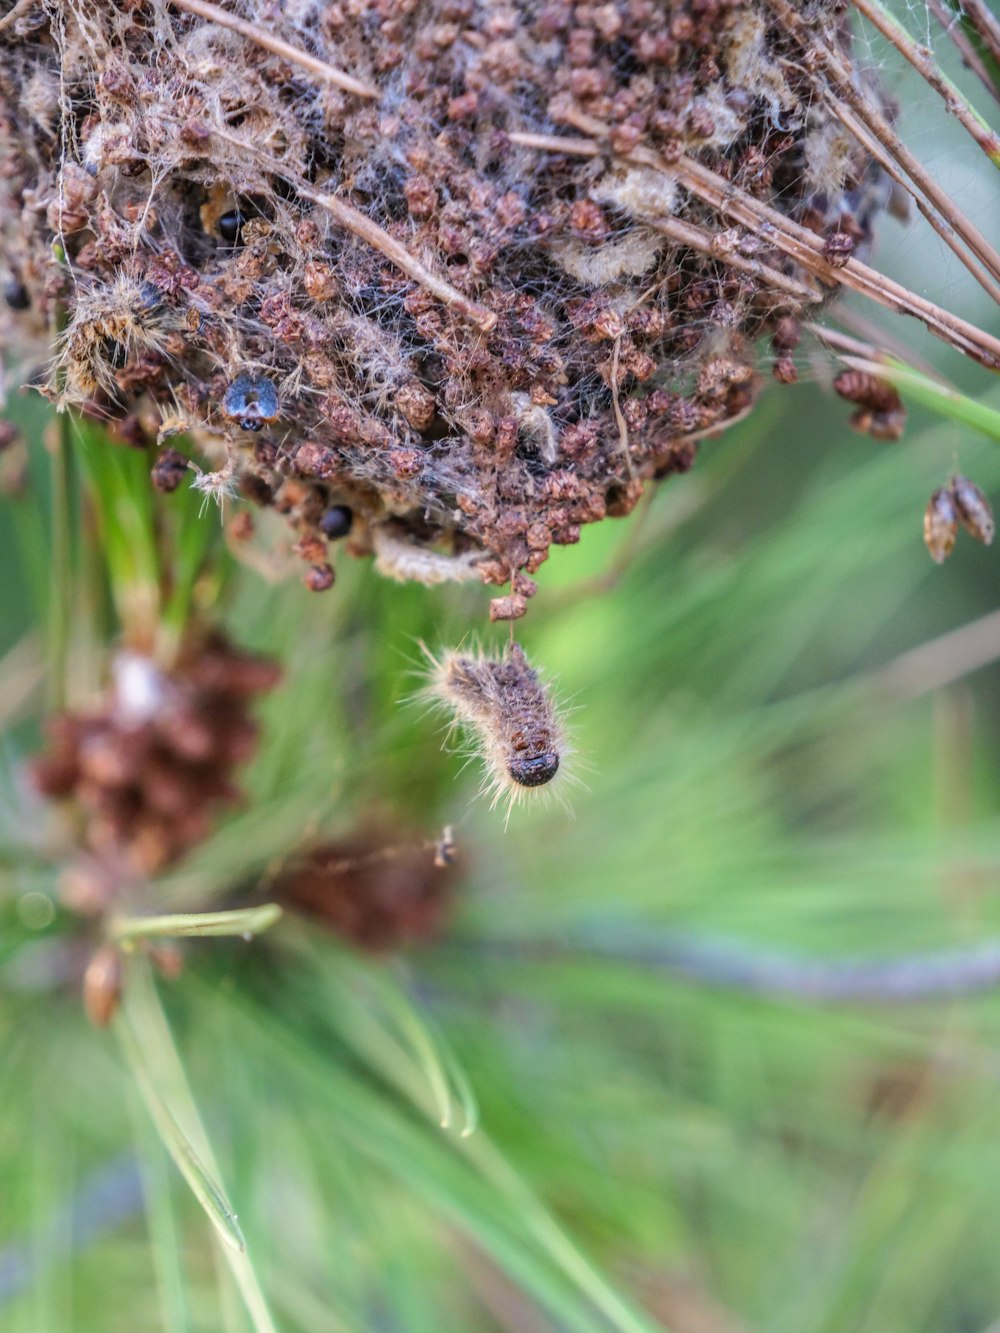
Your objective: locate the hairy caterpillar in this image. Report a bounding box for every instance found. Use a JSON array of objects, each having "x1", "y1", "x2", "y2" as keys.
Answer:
[{"x1": 424, "y1": 641, "x2": 570, "y2": 817}]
